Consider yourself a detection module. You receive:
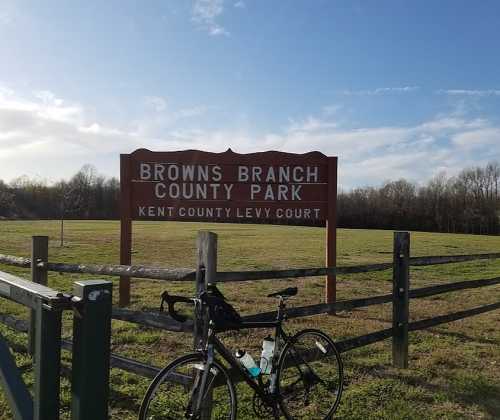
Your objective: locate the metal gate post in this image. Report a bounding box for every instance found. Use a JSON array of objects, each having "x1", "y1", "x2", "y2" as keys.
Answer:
[
  {"x1": 34, "y1": 298, "x2": 62, "y2": 420},
  {"x1": 71, "y1": 280, "x2": 112, "y2": 420}
]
